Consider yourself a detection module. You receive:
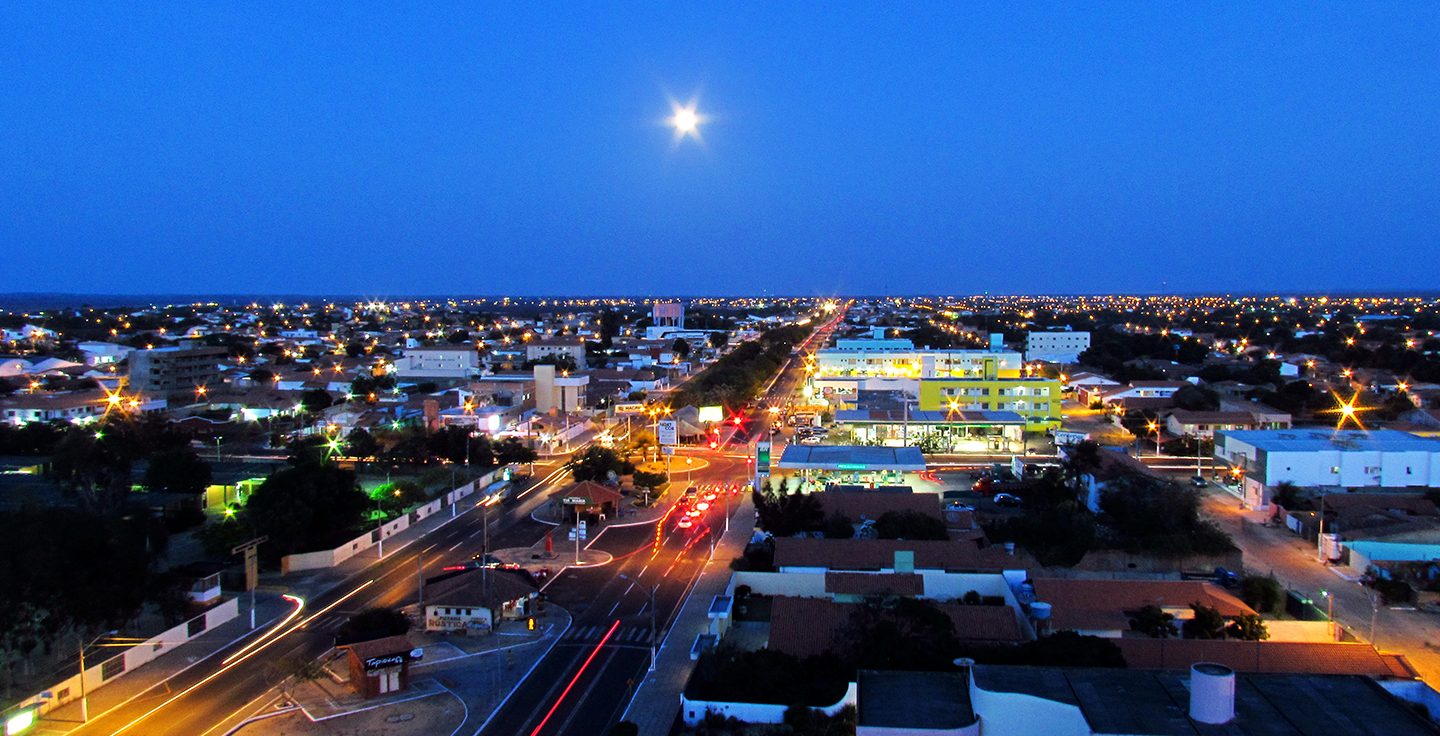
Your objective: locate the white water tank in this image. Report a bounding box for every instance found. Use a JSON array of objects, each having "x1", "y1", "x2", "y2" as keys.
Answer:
[
  {"x1": 1190, "y1": 663, "x2": 1236, "y2": 725},
  {"x1": 1029, "y1": 602, "x2": 1052, "y2": 620}
]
